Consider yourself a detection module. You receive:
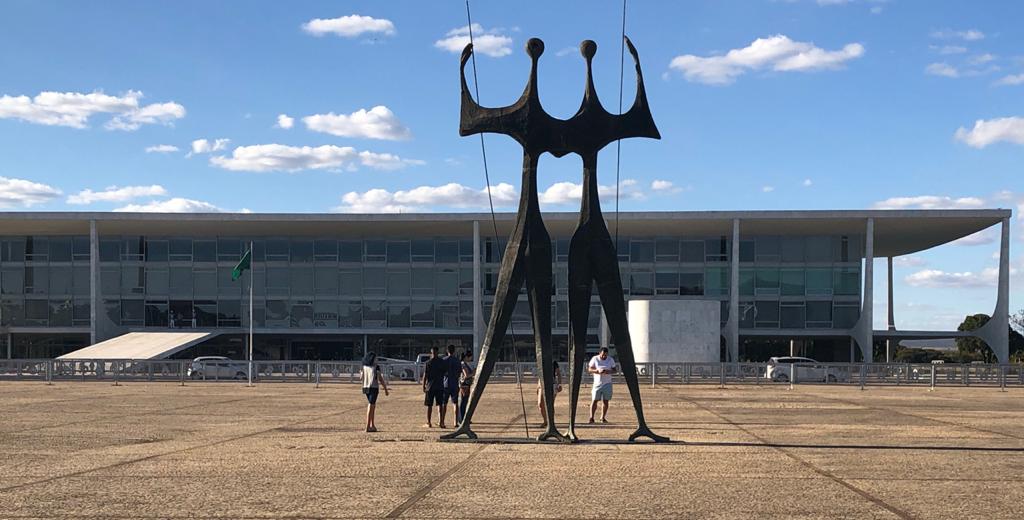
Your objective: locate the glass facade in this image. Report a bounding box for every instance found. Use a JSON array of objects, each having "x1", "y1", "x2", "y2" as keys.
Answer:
[{"x1": 0, "y1": 229, "x2": 863, "y2": 359}]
